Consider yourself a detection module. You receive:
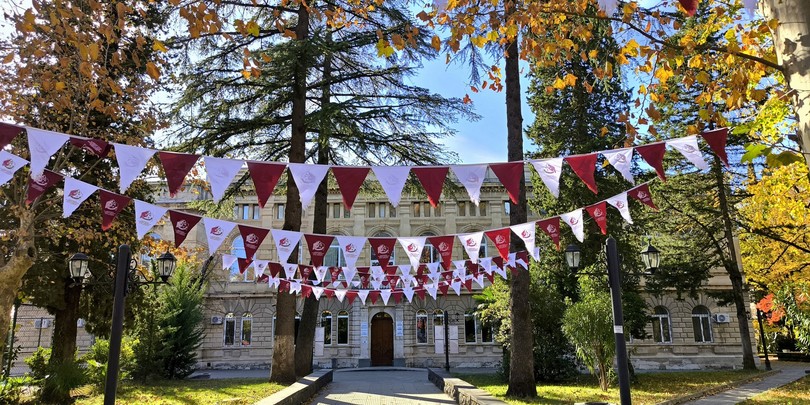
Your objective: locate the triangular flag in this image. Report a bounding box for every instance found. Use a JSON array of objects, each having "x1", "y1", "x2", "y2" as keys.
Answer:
[
  {"x1": 485, "y1": 228, "x2": 511, "y2": 261},
  {"x1": 369, "y1": 237, "x2": 397, "y2": 267},
  {"x1": 598, "y1": 0, "x2": 618, "y2": 15},
  {"x1": 204, "y1": 218, "x2": 238, "y2": 256},
  {"x1": 0, "y1": 151, "x2": 27, "y2": 186},
  {"x1": 114, "y1": 144, "x2": 156, "y2": 192},
  {"x1": 301, "y1": 265, "x2": 314, "y2": 281},
  {"x1": 357, "y1": 289, "x2": 370, "y2": 305},
  {"x1": 510, "y1": 222, "x2": 536, "y2": 257},
  {"x1": 426, "y1": 283, "x2": 438, "y2": 300},
  {"x1": 565, "y1": 154, "x2": 599, "y2": 194},
  {"x1": 238, "y1": 258, "x2": 253, "y2": 274},
  {"x1": 247, "y1": 161, "x2": 286, "y2": 208},
  {"x1": 239, "y1": 225, "x2": 270, "y2": 260},
  {"x1": 368, "y1": 290, "x2": 381, "y2": 304},
  {"x1": 159, "y1": 151, "x2": 199, "y2": 197},
  {"x1": 458, "y1": 231, "x2": 484, "y2": 263},
  {"x1": 336, "y1": 236, "x2": 366, "y2": 268},
  {"x1": 403, "y1": 286, "x2": 414, "y2": 302},
  {"x1": 412, "y1": 167, "x2": 448, "y2": 207},
  {"x1": 70, "y1": 138, "x2": 111, "y2": 158},
  {"x1": 668, "y1": 136, "x2": 708, "y2": 170},
  {"x1": 450, "y1": 280, "x2": 462, "y2": 296},
  {"x1": 331, "y1": 167, "x2": 369, "y2": 211},
  {"x1": 305, "y1": 234, "x2": 335, "y2": 267},
  {"x1": 169, "y1": 210, "x2": 202, "y2": 247},
  {"x1": 222, "y1": 254, "x2": 237, "y2": 271},
  {"x1": 312, "y1": 286, "x2": 325, "y2": 300},
  {"x1": 537, "y1": 217, "x2": 562, "y2": 250},
  {"x1": 335, "y1": 289, "x2": 347, "y2": 302},
  {"x1": 267, "y1": 262, "x2": 282, "y2": 278},
  {"x1": 701, "y1": 128, "x2": 730, "y2": 168},
  {"x1": 62, "y1": 177, "x2": 98, "y2": 218},
  {"x1": 205, "y1": 157, "x2": 244, "y2": 203},
  {"x1": 607, "y1": 192, "x2": 633, "y2": 224},
  {"x1": 26, "y1": 170, "x2": 63, "y2": 204},
  {"x1": 25, "y1": 127, "x2": 68, "y2": 177},
  {"x1": 531, "y1": 158, "x2": 564, "y2": 198},
  {"x1": 288, "y1": 163, "x2": 330, "y2": 211},
  {"x1": 636, "y1": 143, "x2": 667, "y2": 181},
  {"x1": 585, "y1": 201, "x2": 608, "y2": 235},
  {"x1": 371, "y1": 166, "x2": 410, "y2": 207},
  {"x1": 450, "y1": 164, "x2": 488, "y2": 204},
  {"x1": 346, "y1": 290, "x2": 358, "y2": 305},
  {"x1": 560, "y1": 209, "x2": 585, "y2": 243},
  {"x1": 427, "y1": 235, "x2": 455, "y2": 270},
  {"x1": 489, "y1": 162, "x2": 523, "y2": 204},
  {"x1": 380, "y1": 289, "x2": 392, "y2": 305},
  {"x1": 134, "y1": 200, "x2": 168, "y2": 239},
  {"x1": 282, "y1": 263, "x2": 298, "y2": 279},
  {"x1": 342, "y1": 267, "x2": 357, "y2": 284},
  {"x1": 271, "y1": 229, "x2": 302, "y2": 263},
  {"x1": 398, "y1": 237, "x2": 426, "y2": 269},
  {"x1": 253, "y1": 260, "x2": 270, "y2": 277},
  {"x1": 602, "y1": 148, "x2": 635, "y2": 184},
  {"x1": 628, "y1": 183, "x2": 658, "y2": 210},
  {"x1": 0, "y1": 123, "x2": 23, "y2": 149},
  {"x1": 99, "y1": 190, "x2": 131, "y2": 231}
]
